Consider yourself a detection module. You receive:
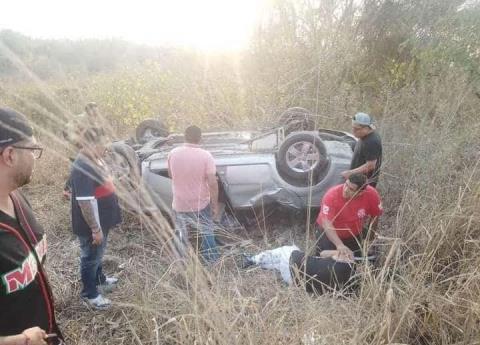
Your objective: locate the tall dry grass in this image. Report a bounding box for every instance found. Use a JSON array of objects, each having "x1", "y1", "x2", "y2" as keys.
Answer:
[
  {"x1": 12, "y1": 61, "x2": 477, "y2": 345},
  {"x1": 2, "y1": 13, "x2": 479, "y2": 341}
]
